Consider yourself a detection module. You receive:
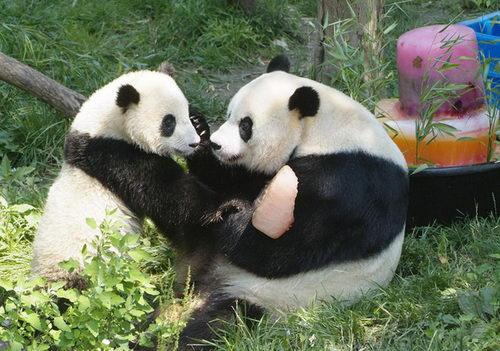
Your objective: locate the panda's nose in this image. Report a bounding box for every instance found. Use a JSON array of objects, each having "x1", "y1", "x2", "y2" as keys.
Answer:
[
  {"x1": 189, "y1": 143, "x2": 199, "y2": 148},
  {"x1": 210, "y1": 142, "x2": 221, "y2": 150}
]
